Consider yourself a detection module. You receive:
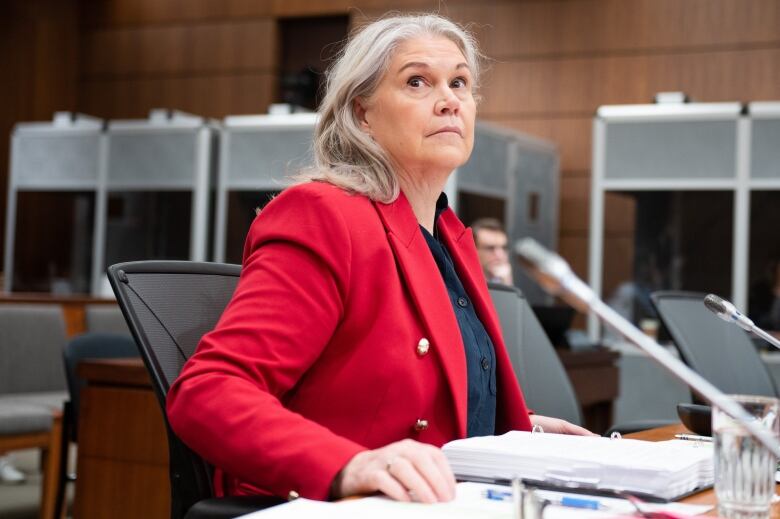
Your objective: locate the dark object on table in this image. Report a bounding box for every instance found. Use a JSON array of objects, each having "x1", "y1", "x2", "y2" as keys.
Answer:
[
  {"x1": 677, "y1": 403, "x2": 711, "y2": 437},
  {"x1": 531, "y1": 305, "x2": 575, "y2": 347}
]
